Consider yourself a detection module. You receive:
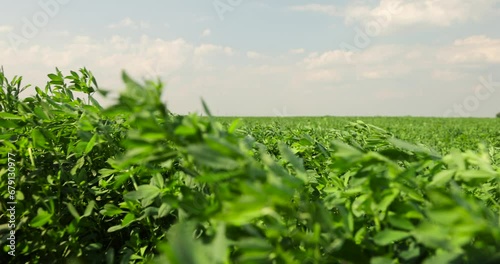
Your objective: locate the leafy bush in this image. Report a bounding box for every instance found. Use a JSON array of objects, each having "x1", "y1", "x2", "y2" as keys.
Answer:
[
  {"x1": 497, "y1": 112, "x2": 500, "y2": 118},
  {"x1": 1, "y1": 68, "x2": 500, "y2": 264}
]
